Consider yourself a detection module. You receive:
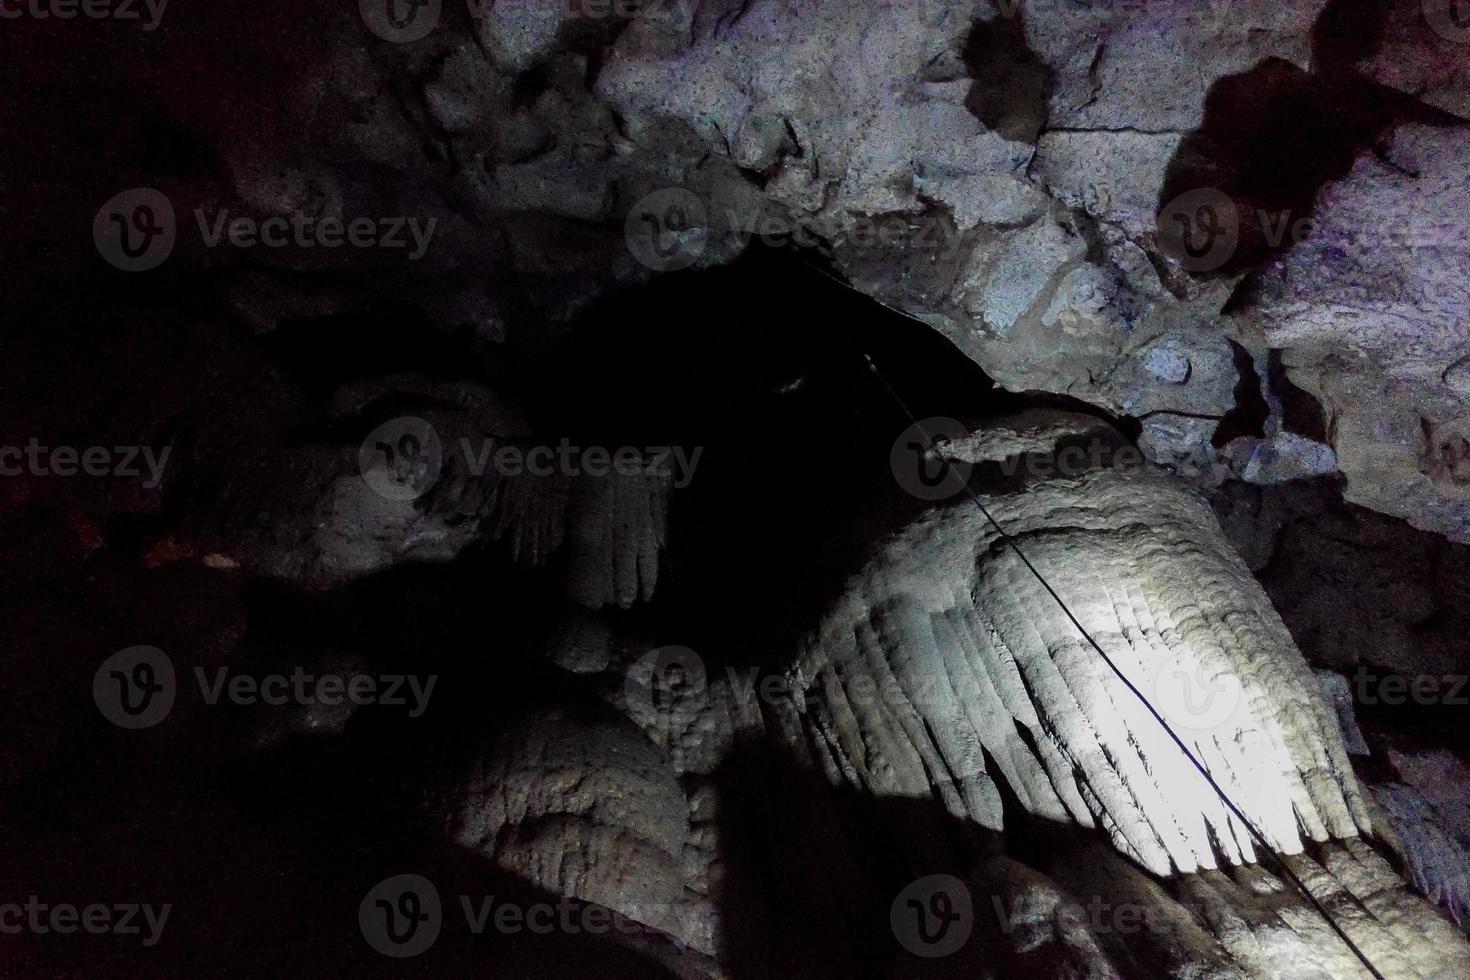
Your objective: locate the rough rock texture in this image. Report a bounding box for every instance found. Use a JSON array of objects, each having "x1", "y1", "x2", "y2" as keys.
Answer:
[
  {"x1": 129, "y1": 402, "x2": 1457, "y2": 977},
  {"x1": 1250, "y1": 123, "x2": 1470, "y2": 543},
  {"x1": 201, "y1": 376, "x2": 672, "y2": 606},
  {"x1": 1316, "y1": 668, "x2": 1372, "y2": 757},
  {"x1": 1372, "y1": 782, "x2": 1470, "y2": 926},
  {"x1": 31, "y1": 5, "x2": 1470, "y2": 974},
  {"x1": 1211, "y1": 479, "x2": 1470, "y2": 678},
  {"x1": 1306, "y1": 658, "x2": 1470, "y2": 932},
  {"x1": 1389, "y1": 747, "x2": 1470, "y2": 845},
  {"x1": 422, "y1": 416, "x2": 1467, "y2": 977},
  {"x1": 156, "y1": 0, "x2": 1468, "y2": 545},
  {"x1": 1359, "y1": 0, "x2": 1470, "y2": 119},
  {"x1": 1377, "y1": 746, "x2": 1470, "y2": 929},
  {"x1": 983, "y1": 838, "x2": 1470, "y2": 979},
  {"x1": 596, "y1": 0, "x2": 1274, "y2": 430},
  {"x1": 440, "y1": 707, "x2": 722, "y2": 970},
  {"x1": 432, "y1": 412, "x2": 1470, "y2": 976}
]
